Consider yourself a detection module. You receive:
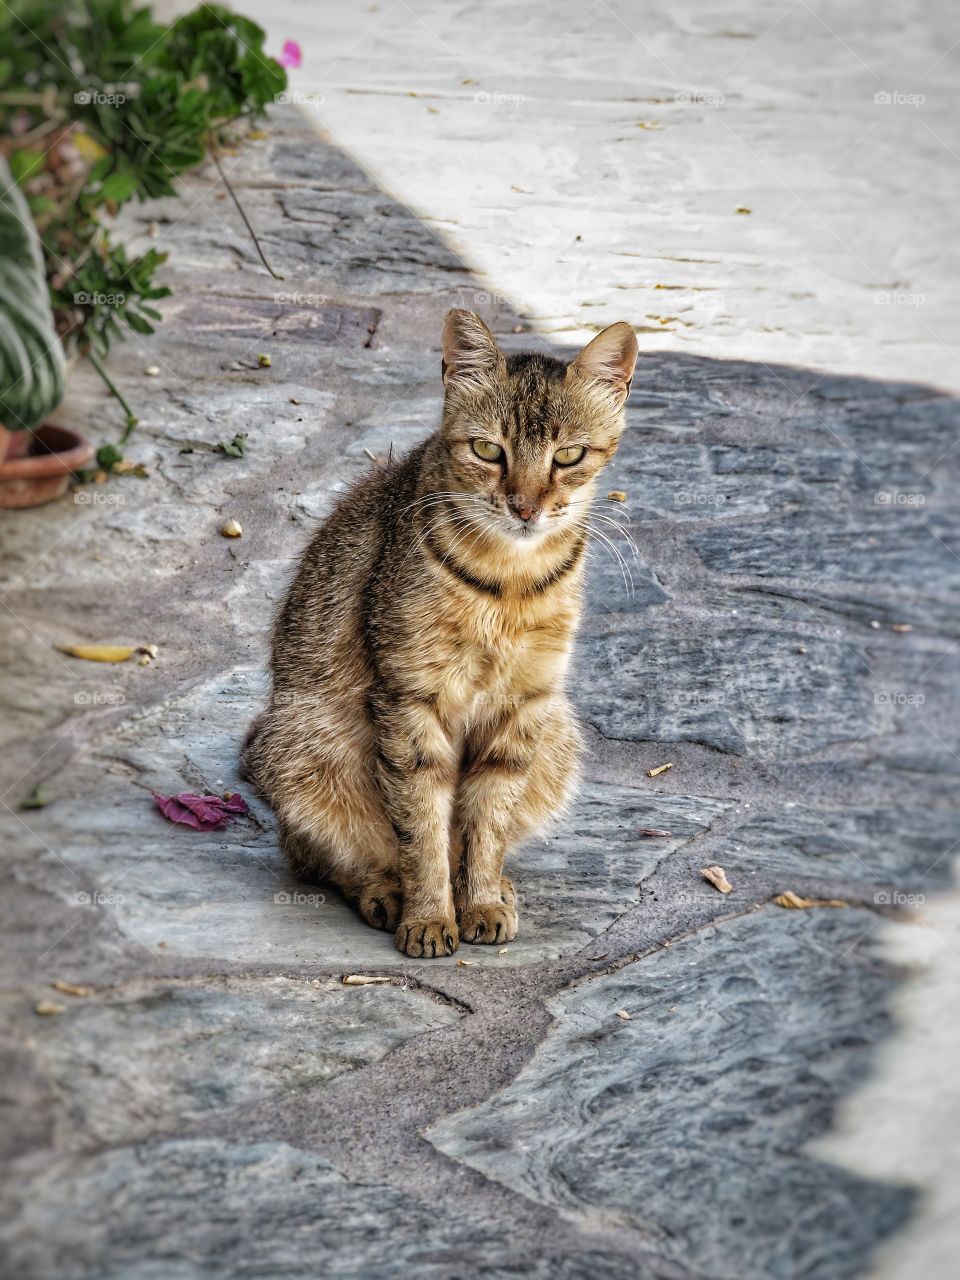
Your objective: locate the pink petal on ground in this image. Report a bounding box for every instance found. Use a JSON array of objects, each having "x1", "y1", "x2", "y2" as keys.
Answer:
[
  {"x1": 152, "y1": 791, "x2": 248, "y2": 831},
  {"x1": 278, "y1": 40, "x2": 302, "y2": 69}
]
